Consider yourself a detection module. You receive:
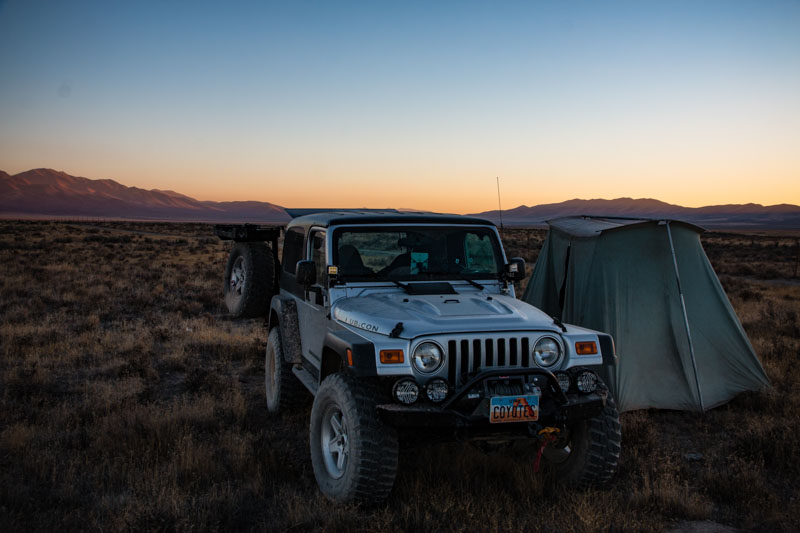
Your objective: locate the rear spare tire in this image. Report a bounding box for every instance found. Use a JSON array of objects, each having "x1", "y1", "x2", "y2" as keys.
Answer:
[
  {"x1": 224, "y1": 242, "x2": 274, "y2": 318},
  {"x1": 310, "y1": 373, "x2": 399, "y2": 502}
]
